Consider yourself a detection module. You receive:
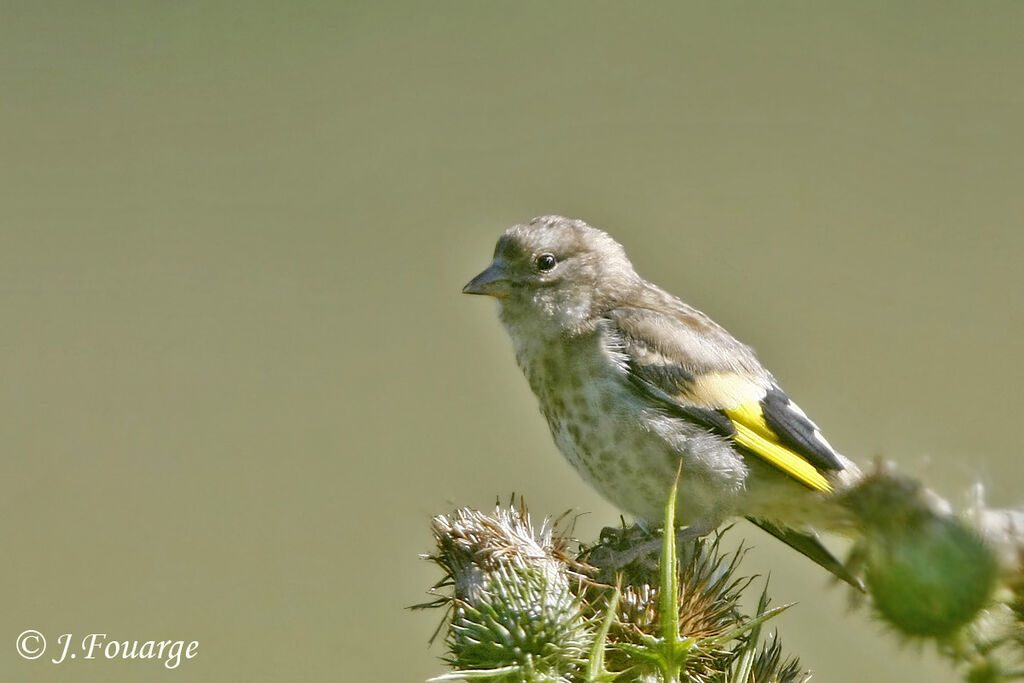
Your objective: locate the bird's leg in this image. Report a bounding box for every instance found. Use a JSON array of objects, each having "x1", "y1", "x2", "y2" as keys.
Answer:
[
  {"x1": 587, "y1": 520, "x2": 715, "y2": 571},
  {"x1": 674, "y1": 519, "x2": 715, "y2": 544}
]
